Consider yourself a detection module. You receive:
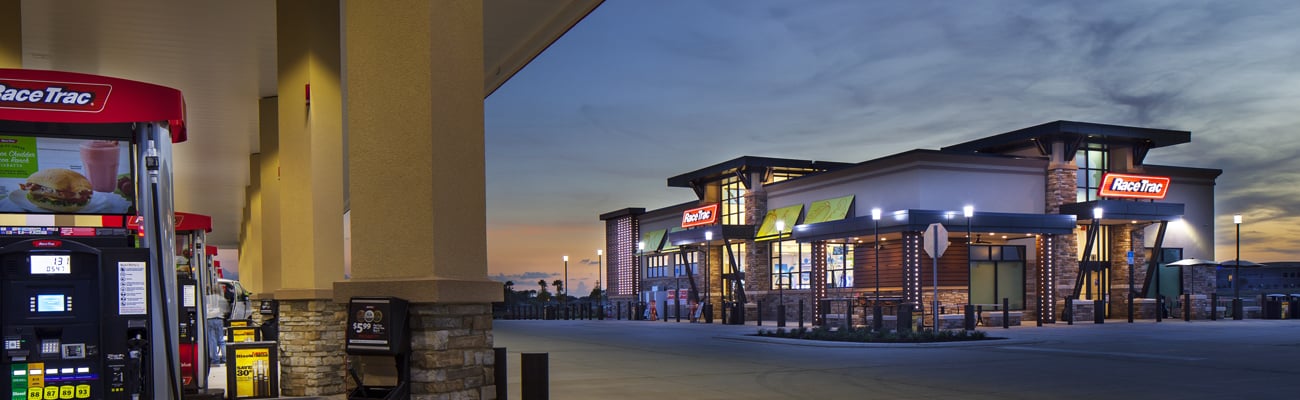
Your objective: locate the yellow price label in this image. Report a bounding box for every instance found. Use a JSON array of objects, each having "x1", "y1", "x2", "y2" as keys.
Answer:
[
  {"x1": 42, "y1": 387, "x2": 57, "y2": 399},
  {"x1": 26, "y1": 387, "x2": 41, "y2": 400},
  {"x1": 74, "y1": 385, "x2": 90, "y2": 399},
  {"x1": 57, "y1": 386, "x2": 73, "y2": 399}
]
